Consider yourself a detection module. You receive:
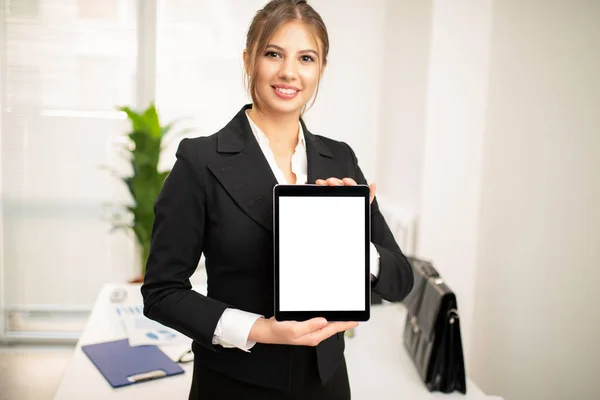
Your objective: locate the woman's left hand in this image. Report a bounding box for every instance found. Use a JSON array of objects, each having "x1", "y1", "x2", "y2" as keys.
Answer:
[{"x1": 315, "y1": 178, "x2": 376, "y2": 204}]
